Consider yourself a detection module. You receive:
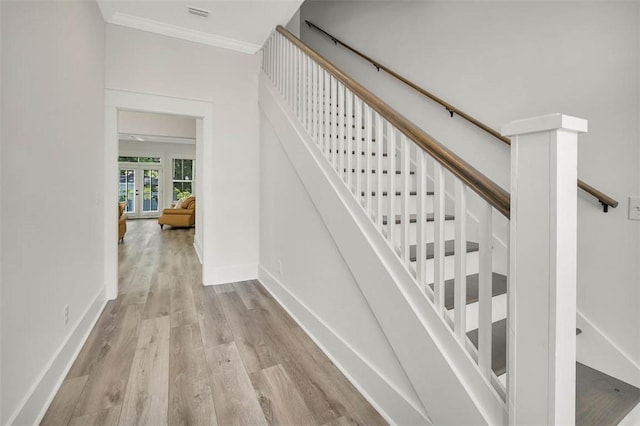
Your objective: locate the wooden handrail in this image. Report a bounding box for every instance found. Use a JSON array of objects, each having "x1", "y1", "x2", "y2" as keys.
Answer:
[
  {"x1": 304, "y1": 20, "x2": 618, "y2": 212},
  {"x1": 276, "y1": 25, "x2": 511, "y2": 218}
]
